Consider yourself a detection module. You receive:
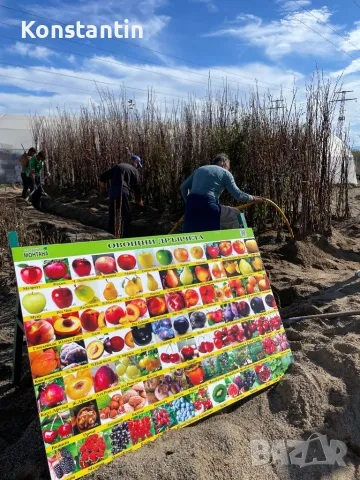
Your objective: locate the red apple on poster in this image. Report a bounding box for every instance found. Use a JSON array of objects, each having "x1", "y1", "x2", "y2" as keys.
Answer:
[
  {"x1": 219, "y1": 241, "x2": 233, "y2": 256},
  {"x1": 206, "y1": 245, "x2": 220, "y2": 259},
  {"x1": 117, "y1": 254, "x2": 136, "y2": 271},
  {"x1": 44, "y1": 260, "x2": 69, "y2": 280},
  {"x1": 72, "y1": 258, "x2": 92, "y2": 277},
  {"x1": 52, "y1": 287, "x2": 73, "y2": 309},
  {"x1": 95, "y1": 256, "x2": 116, "y2": 274},
  {"x1": 19, "y1": 265, "x2": 43, "y2": 285},
  {"x1": 233, "y1": 240, "x2": 246, "y2": 255},
  {"x1": 173, "y1": 248, "x2": 189, "y2": 263}
]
